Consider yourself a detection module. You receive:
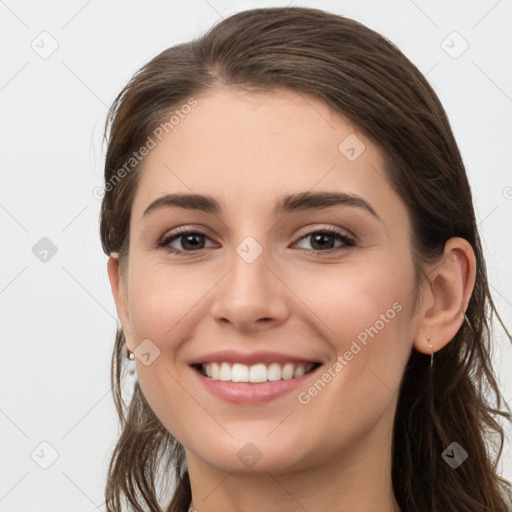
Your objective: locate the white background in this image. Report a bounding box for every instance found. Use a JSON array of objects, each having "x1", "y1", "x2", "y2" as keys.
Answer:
[{"x1": 1, "y1": 0, "x2": 511, "y2": 510}]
